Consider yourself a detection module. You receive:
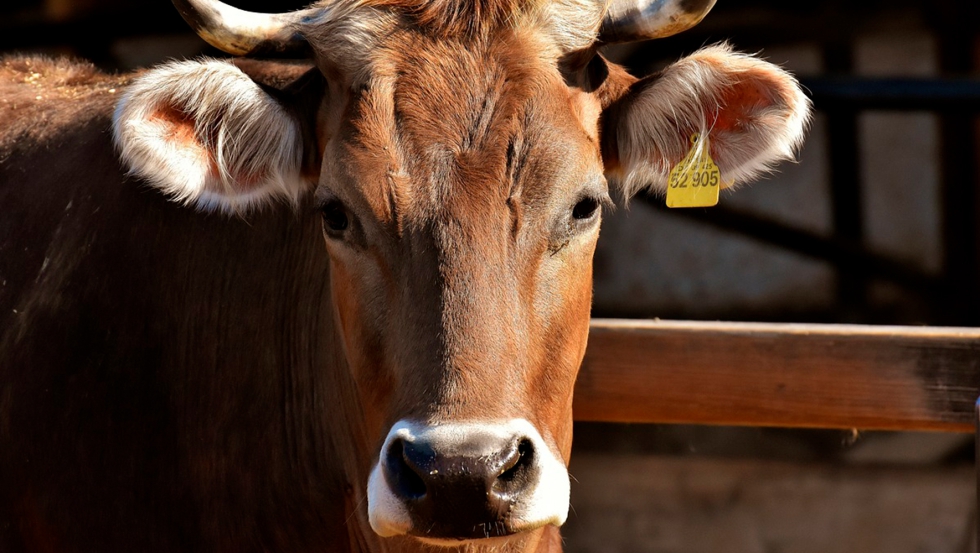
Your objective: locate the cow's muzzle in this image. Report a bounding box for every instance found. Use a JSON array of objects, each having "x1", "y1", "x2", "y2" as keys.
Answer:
[{"x1": 367, "y1": 420, "x2": 570, "y2": 542}]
